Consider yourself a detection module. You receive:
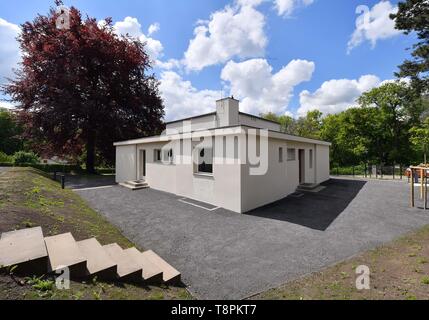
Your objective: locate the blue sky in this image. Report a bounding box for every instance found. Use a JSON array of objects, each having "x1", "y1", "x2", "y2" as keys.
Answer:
[{"x1": 0, "y1": 0, "x2": 416, "y2": 120}]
